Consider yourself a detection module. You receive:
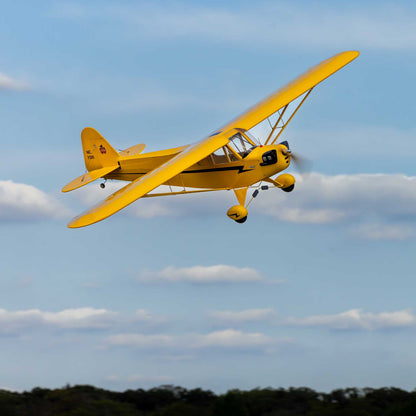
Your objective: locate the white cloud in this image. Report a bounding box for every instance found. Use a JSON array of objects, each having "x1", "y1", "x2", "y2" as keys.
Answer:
[
  {"x1": 209, "y1": 308, "x2": 276, "y2": 324},
  {"x1": 253, "y1": 173, "x2": 416, "y2": 229},
  {"x1": 193, "y1": 329, "x2": 275, "y2": 349},
  {"x1": 352, "y1": 223, "x2": 414, "y2": 241},
  {"x1": 0, "y1": 307, "x2": 117, "y2": 332},
  {"x1": 137, "y1": 265, "x2": 265, "y2": 284},
  {"x1": 106, "y1": 333, "x2": 175, "y2": 348},
  {"x1": 51, "y1": 2, "x2": 416, "y2": 51},
  {"x1": 105, "y1": 329, "x2": 289, "y2": 351},
  {"x1": 0, "y1": 307, "x2": 167, "y2": 334},
  {"x1": 0, "y1": 73, "x2": 29, "y2": 91},
  {"x1": 133, "y1": 309, "x2": 167, "y2": 327},
  {"x1": 0, "y1": 180, "x2": 71, "y2": 221},
  {"x1": 209, "y1": 307, "x2": 416, "y2": 331},
  {"x1": 284, "y1": 309, "x2": 416, "y2": 330}
]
